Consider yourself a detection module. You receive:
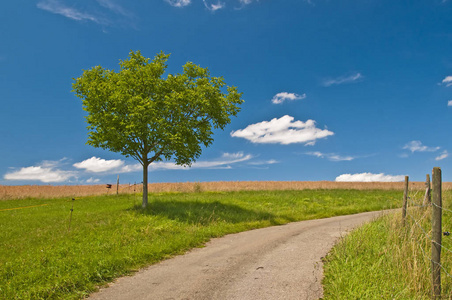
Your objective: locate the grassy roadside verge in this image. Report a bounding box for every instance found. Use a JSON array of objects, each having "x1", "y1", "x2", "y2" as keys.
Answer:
[
  {"x1": 1, "y1": 189, "x2": 400, "y2": 299},
  {"x1": 322, "y1": 190, "x2": 452, "y2": 299}
]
